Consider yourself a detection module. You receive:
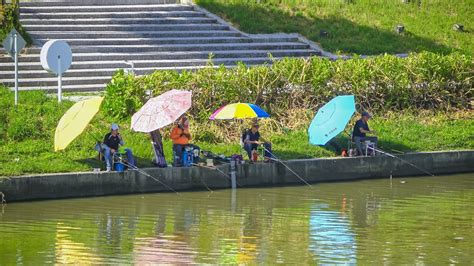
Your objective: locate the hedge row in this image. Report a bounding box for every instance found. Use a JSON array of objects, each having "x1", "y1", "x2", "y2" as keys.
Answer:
[{"x1": 103, "y1": 52, "x2": 472, "y2": 124}]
